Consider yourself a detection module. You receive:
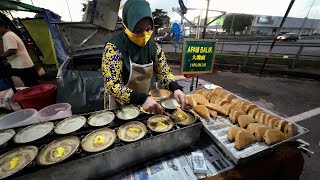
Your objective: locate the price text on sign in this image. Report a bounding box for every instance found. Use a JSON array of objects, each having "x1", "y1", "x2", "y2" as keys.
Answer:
[{"x1": 181, "y1": 38, "x2": 217, "y2": 74}]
